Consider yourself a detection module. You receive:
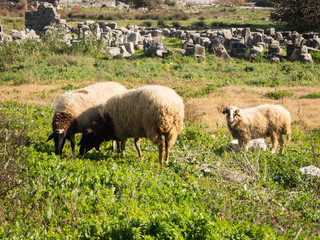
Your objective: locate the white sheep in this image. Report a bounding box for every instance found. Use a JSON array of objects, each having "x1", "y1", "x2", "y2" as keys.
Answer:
[
  {"x1": 79, "y1": 85, "x2": 185, "y2": 165},
  {"x1": 47, "y1": 82, "x2": 127, "y2": 155},
  {"x1": 222, "y1": 104, "x2": 291, "y2": 154}
]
